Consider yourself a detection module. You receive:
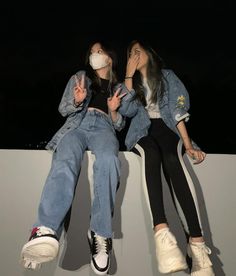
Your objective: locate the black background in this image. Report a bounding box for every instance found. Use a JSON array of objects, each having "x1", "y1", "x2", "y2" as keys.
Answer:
[{"x1": 1, "y1": 4, "x2": 235, "y2": 153}]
